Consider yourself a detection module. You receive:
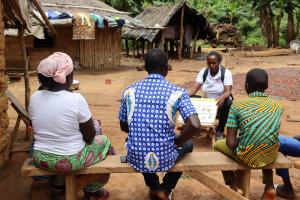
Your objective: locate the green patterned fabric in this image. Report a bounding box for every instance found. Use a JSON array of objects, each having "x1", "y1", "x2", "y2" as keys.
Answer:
[
  {"x1": 226, "y1": 92, "x2": 282, "y2": 168},
  {"x1": 33, "y1": 135, "x2": 112, "y2": 192}
]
